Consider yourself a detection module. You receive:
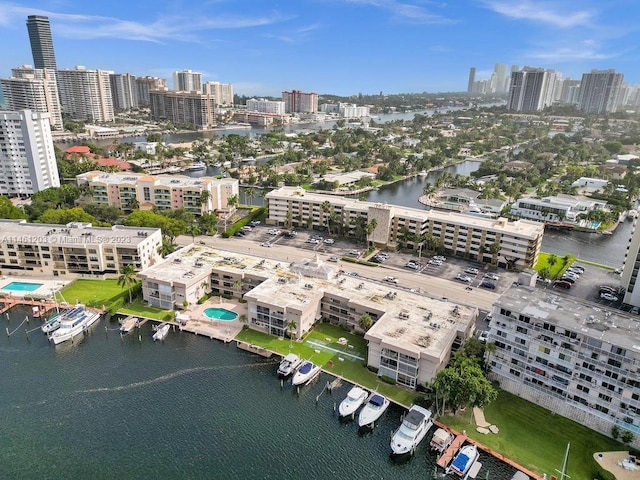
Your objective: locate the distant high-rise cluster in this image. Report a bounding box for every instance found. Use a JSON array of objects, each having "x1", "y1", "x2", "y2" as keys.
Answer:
[{"x1": 467, "y1": 63, "x2": 513, "y2": 95}]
